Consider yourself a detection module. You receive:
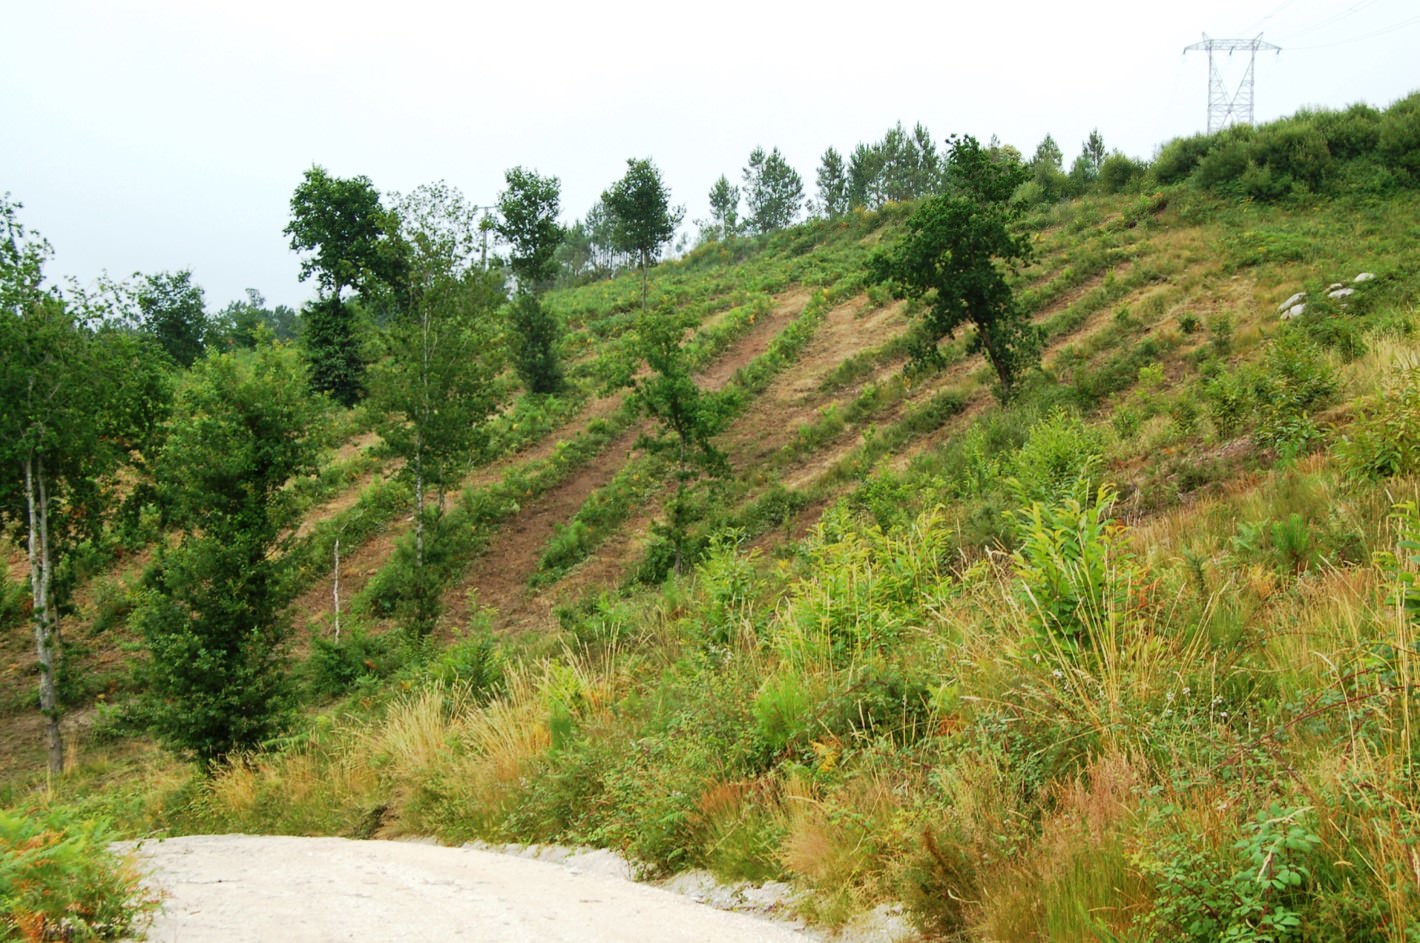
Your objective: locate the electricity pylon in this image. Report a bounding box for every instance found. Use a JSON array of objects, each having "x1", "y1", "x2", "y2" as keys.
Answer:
[{"x1": 1184, "y1": 34, "x2": 1282, "y2": 133}]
